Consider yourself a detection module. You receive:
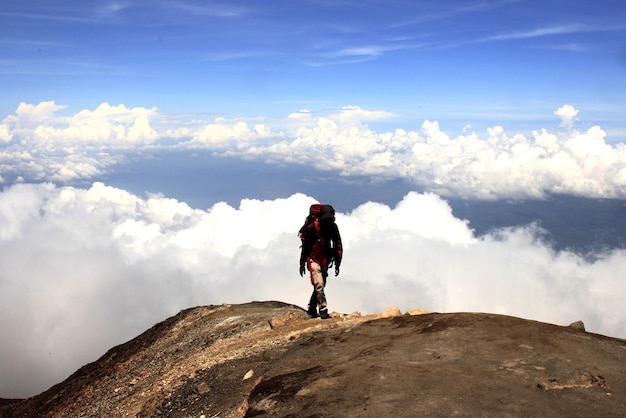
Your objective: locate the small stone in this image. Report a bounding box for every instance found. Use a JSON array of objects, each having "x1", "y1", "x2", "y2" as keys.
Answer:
[
  {"x1": 407, "y1": 308, "x2": 428, "y2": 316},
  {"x1": 270, "y1": 311, "x2": 303, "y2": 328},
  {"x1": 269, "y1": 316, "x2": 287, "y2": 329},
  {"x1": 569, "y1": 320, "x2": 586, "y2": 331},
  {"x1": 380, "y1": 306, "x2": 402, "y2": 318},
  {"x1": 243, "y1": 369, "x2": 254, "y2": 380},
  {"x1": 195, "y1": 382, "x2": 210, "y2": 395}
]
